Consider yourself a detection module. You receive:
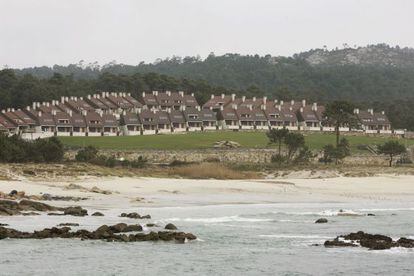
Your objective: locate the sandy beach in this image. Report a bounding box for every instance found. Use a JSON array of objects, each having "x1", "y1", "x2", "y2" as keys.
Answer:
[{"x1": 1, "y1": 174, "x2": 414, "y2": 209}]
